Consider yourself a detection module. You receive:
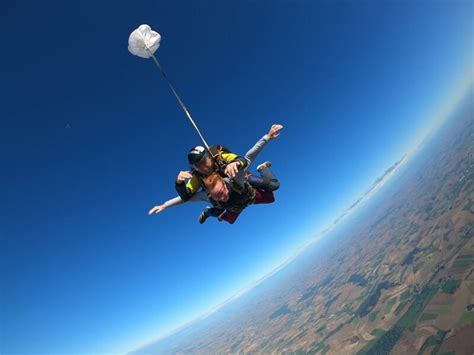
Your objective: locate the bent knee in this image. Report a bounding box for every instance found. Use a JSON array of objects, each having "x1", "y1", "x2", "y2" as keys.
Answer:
[{"x1": 268, "y1": 179, "x2": 280, "y2": 191}]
